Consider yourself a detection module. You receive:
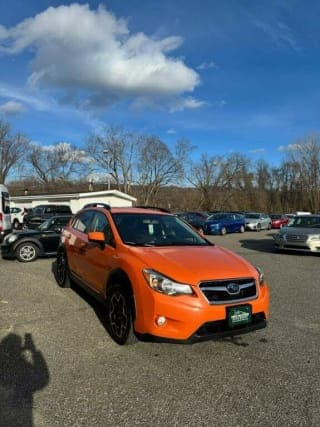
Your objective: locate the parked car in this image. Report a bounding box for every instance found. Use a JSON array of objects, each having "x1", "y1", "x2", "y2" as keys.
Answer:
[
  {"x1": 175, "y1": 211, "x2": 208, "y2": 233},
  {"x1": 10, "y1": 207, "x2": 28, "y2": 229},
  {"x1": 273, "y1": 214, "x2": 320, "y2": 253},
  {"x1": 0, "y1": 184, "x2": 11, "y2": 242},
  {"x1": 269, "y1": 214, "x2": 289, "y2": 229},
  {"x1": 24, "y1": 204, "x2": 72, "y2": 229},
  {"x1": 1, "y1": 215, "x2": 72, "y2": 262},
  {"x1": 204, "y1": 212, "x2": 245, "y2": 235},
  {"x1": 245, "y1": 213, "x2": 272, "y2": 231},
  {"x1": 55, "y1": 205, "x2": 269, "y2": 345}
]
